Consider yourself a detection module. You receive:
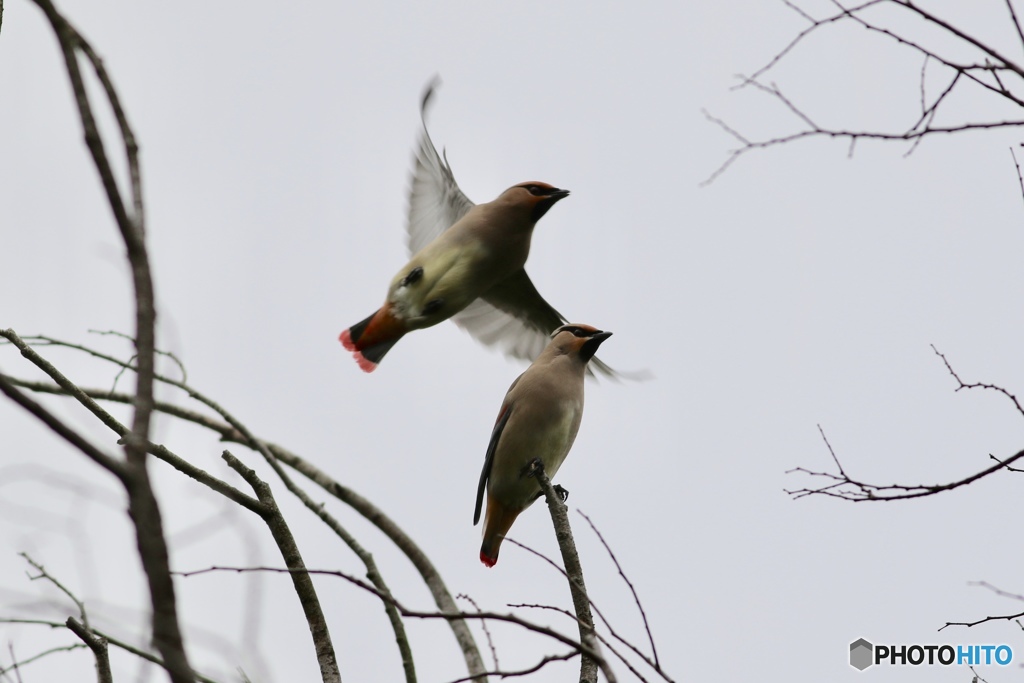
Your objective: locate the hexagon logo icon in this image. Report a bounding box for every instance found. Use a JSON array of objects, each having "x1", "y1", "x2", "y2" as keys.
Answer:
[{"x1": 850, "y1": 638, "x2": 873, "y2": 670}]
